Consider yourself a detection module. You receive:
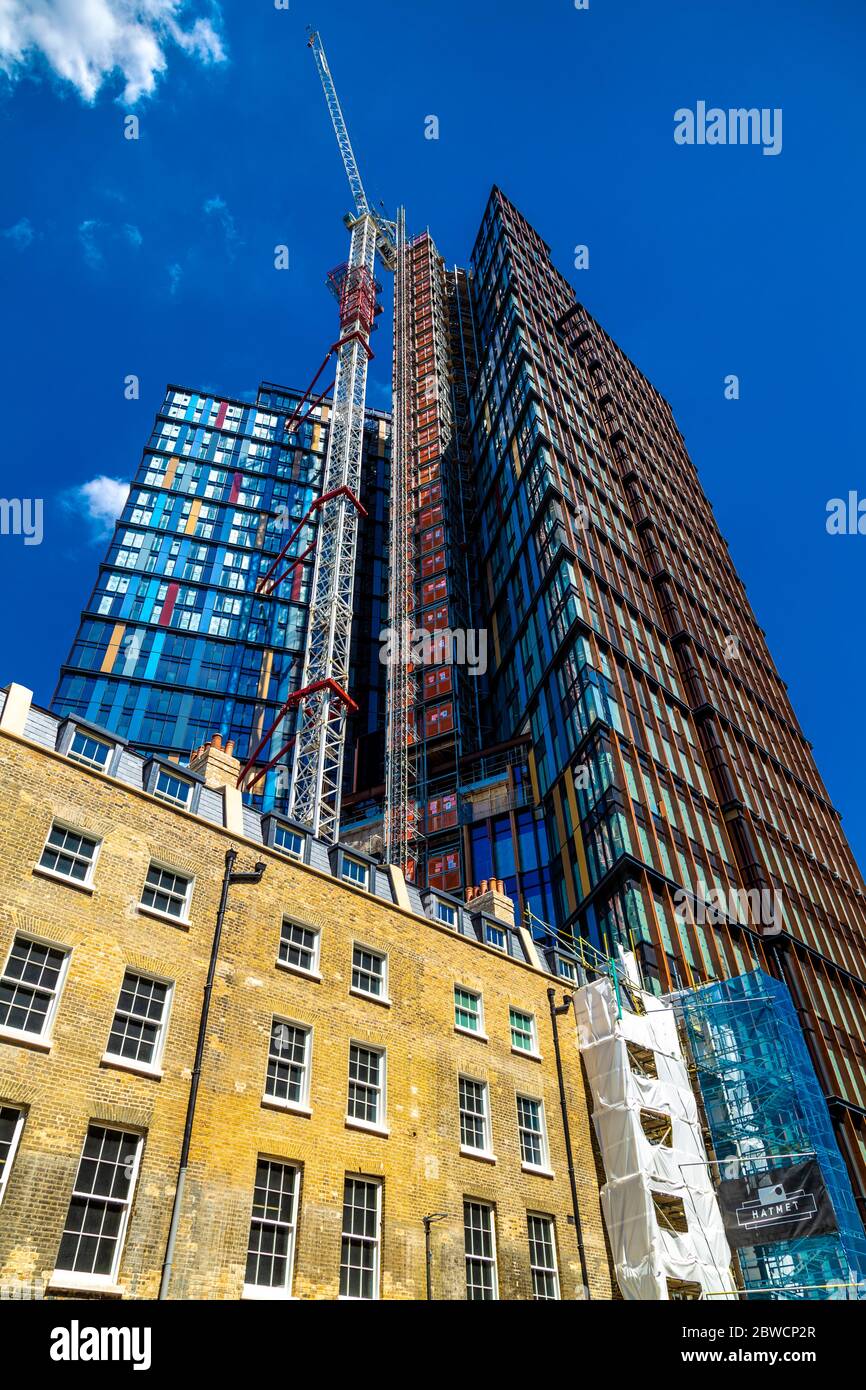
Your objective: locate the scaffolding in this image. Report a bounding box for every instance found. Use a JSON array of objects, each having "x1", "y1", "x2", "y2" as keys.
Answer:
[
  {"x1": 676, "y1": 969, "x2": 866, "y2": 1298},
  {"x1": 575, "y1": 972, "x2": 737, "y2": 1300},
  {"x1": 381, "y1": 231, "x2": 480, "y2": 890},
  {"x1": 383, "y1": 209, "x2": 423, "y2": 874}
]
